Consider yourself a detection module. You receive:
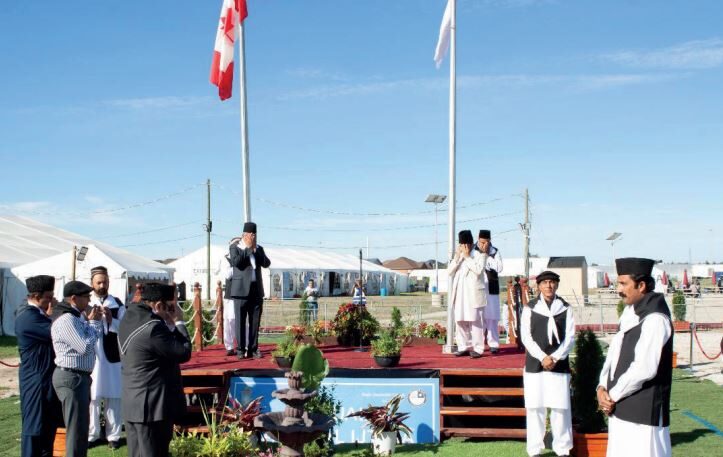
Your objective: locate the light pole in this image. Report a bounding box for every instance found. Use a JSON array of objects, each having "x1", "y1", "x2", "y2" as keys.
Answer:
[
  {"x1": 425, "y1": 194, "x2": 447, "y2": 294},
  {"x1": 606, "y1": 232, "x2": 622, "y2": 266}
]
